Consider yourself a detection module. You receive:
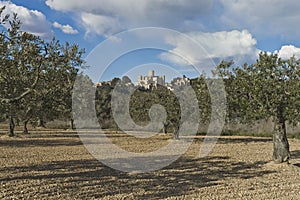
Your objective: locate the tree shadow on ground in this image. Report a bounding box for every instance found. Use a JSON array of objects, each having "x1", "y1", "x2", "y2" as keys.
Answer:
[
  {"x1": 0, "y1": 138, "x2": 83, "y2": 147},
  {"x1": 291, "y1": 150, "x2": 300, "y2": 167},
  {"x1": 0, "y1": 155, "x2": 275, "y2": 199},
  {"x1": 0, "y1": 133, "x2": 170, "y2": 148},
  {"x1": 196, "y1": 137, "x2": 273, "y2": 144},
  {"x1": 291, "y1": 150, "x2": 300, "y2": 158}
]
